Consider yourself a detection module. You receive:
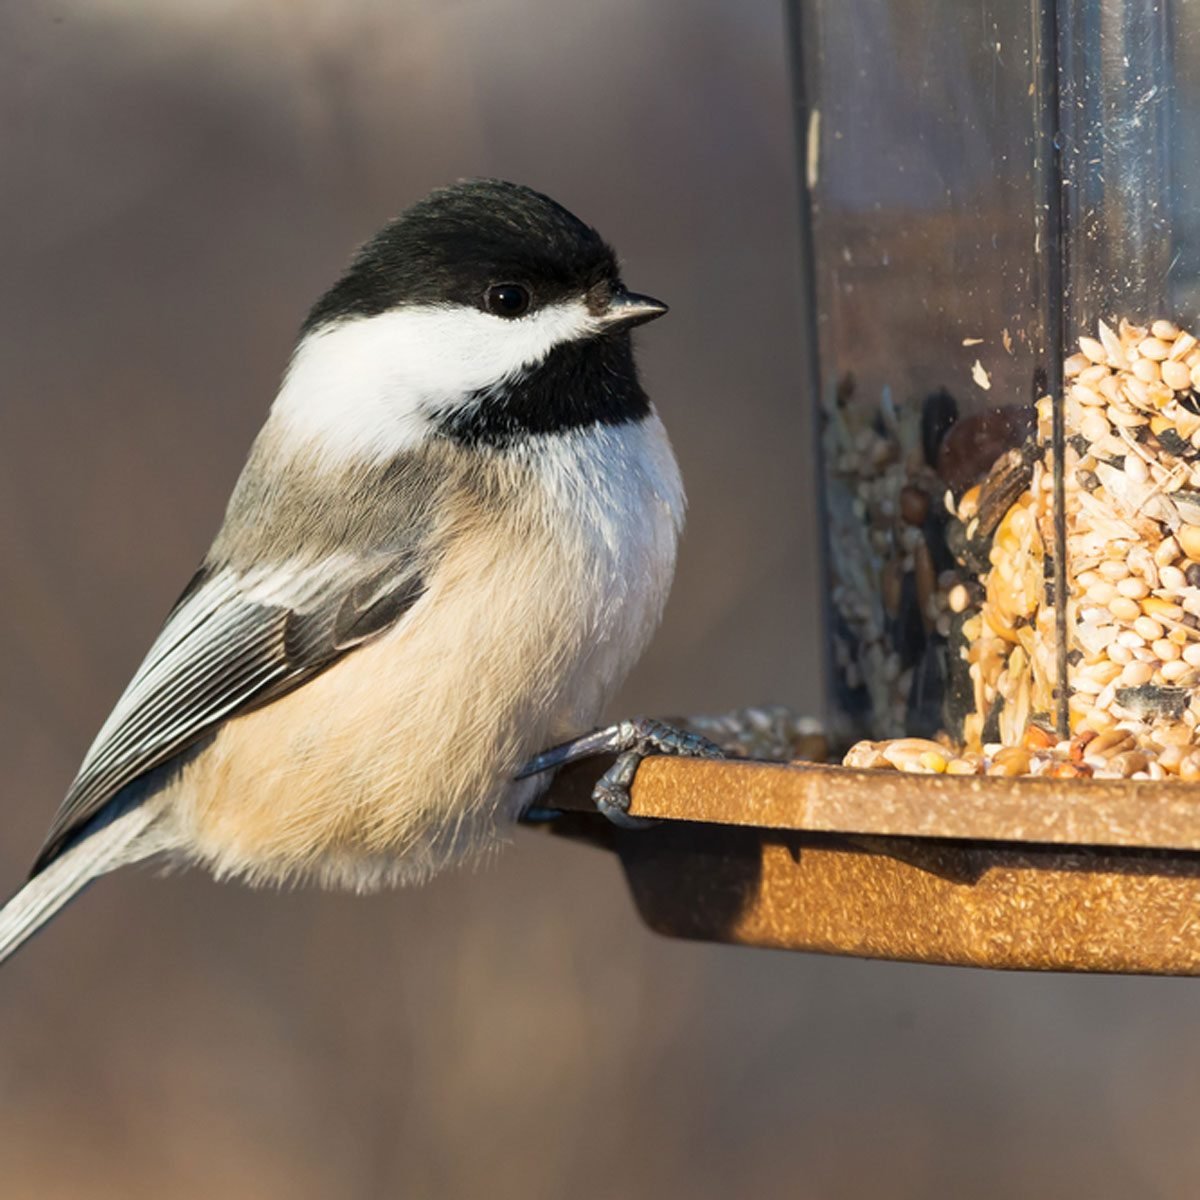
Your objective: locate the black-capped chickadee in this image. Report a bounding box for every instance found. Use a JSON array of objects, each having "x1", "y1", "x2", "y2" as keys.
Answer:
[{"x1": 0, "y1": 179, "x2": 721, "y2": 964}]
